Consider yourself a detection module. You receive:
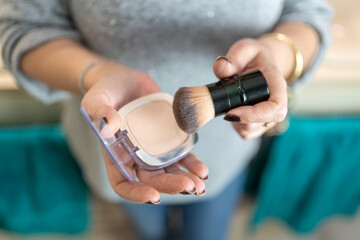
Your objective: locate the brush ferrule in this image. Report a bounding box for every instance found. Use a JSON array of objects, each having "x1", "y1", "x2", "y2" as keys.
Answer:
[
  {"x1": 206, "y1": 70, "x2": 269, "y2": 115},
  {"x1": 207, "y1": 76, "x2": 245, "y2": 115}
]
